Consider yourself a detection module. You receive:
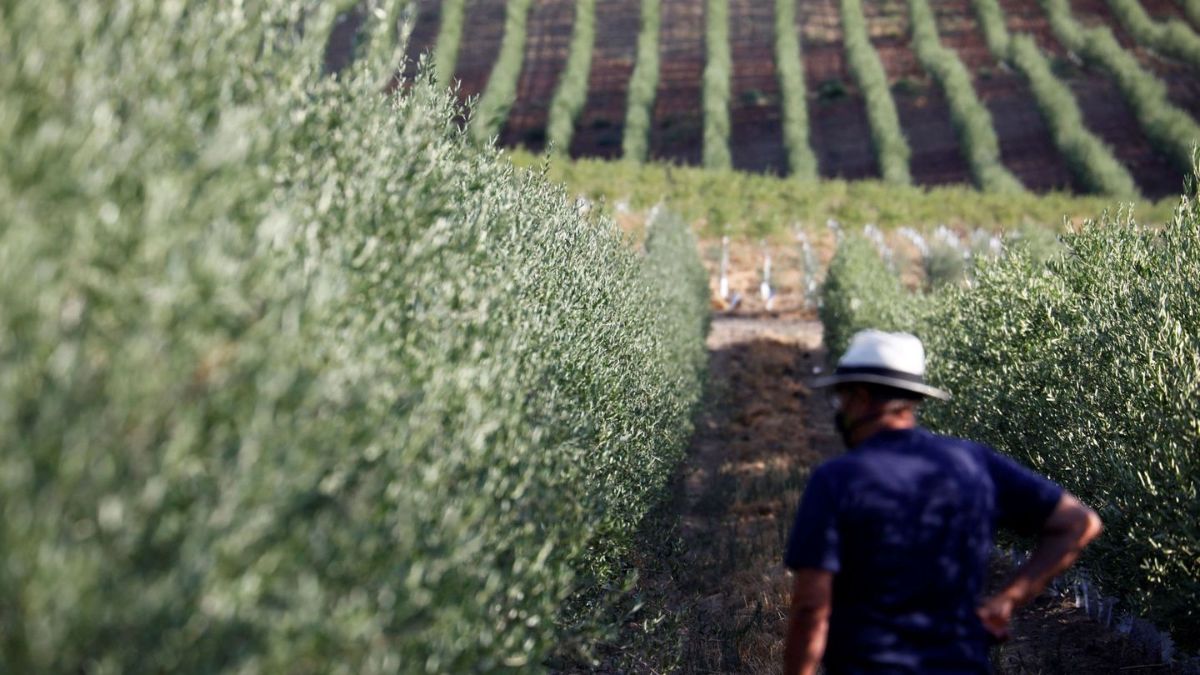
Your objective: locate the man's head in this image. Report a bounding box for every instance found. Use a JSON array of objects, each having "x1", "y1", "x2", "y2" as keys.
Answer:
[
  {"x1": 831, "y1": 382, "x2": 923, "y2": 446},
  {"x1": 813, "y1": 330, "x2": 949, "y2": 446}
]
